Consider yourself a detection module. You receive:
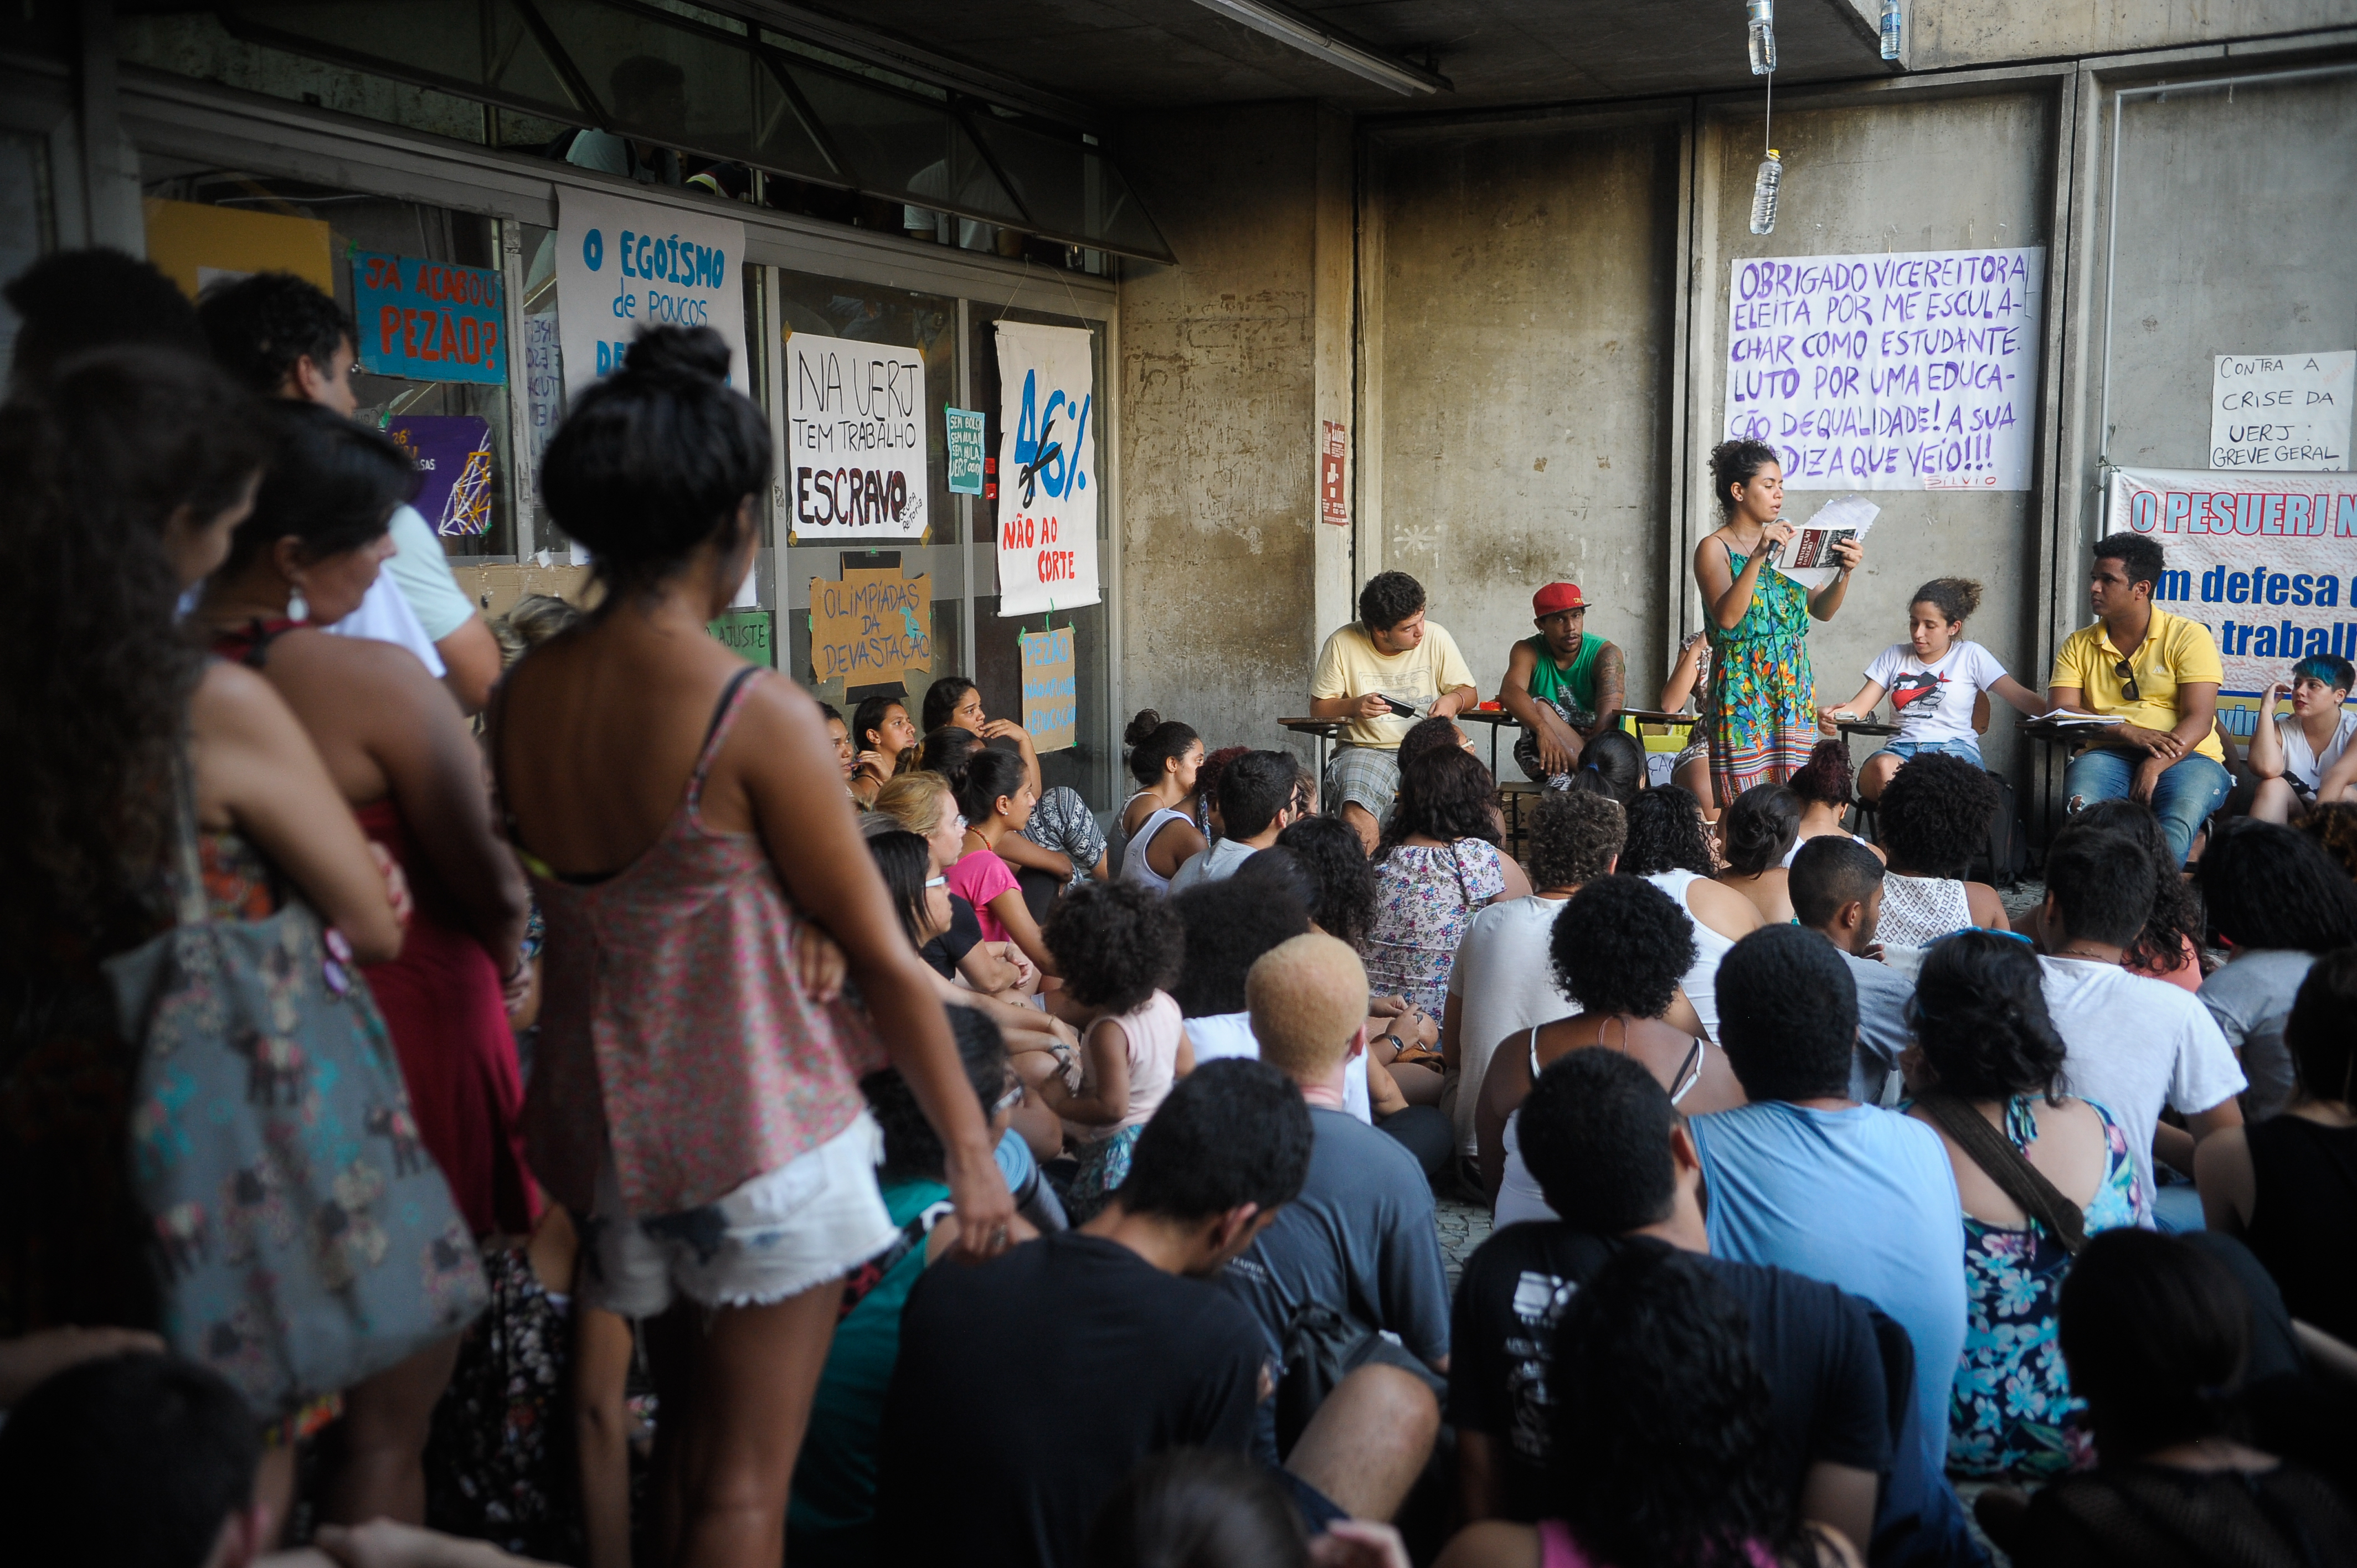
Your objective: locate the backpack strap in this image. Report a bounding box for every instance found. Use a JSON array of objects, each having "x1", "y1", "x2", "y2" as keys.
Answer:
[{"x1": 1915, "y1": 1092, "x2": 2088, "y2": 1254}]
